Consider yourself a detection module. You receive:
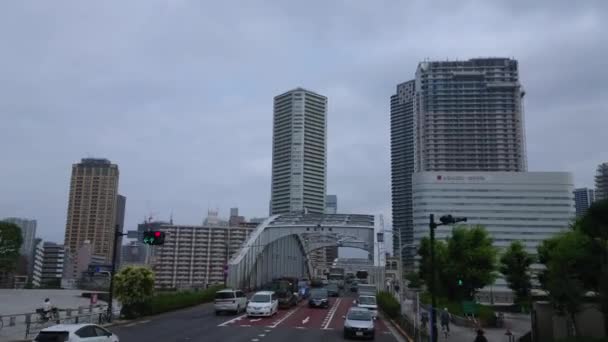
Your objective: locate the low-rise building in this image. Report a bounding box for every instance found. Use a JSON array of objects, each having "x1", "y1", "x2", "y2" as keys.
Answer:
[
  {"x1": 32, "y1": 242, "x2": 66, "y2": 288},
  {"x1": 412, "y1": 171, "x2": 575, "y2": 302},
  {"x1": 152, "y1": 224, "x2": 255, "y2": 289}
]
